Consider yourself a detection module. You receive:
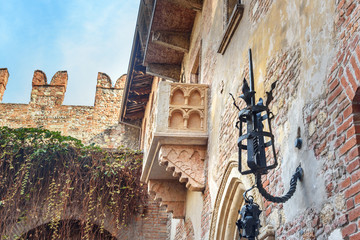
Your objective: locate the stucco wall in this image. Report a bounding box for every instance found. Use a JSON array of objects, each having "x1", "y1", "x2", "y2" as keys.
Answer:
[{"x1": 176, "y1": 0, "x2": 360, "y2": 239}]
